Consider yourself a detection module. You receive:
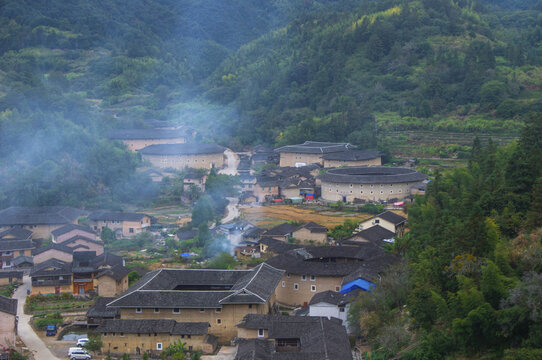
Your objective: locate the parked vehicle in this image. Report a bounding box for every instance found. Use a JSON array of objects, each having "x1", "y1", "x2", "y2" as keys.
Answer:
[
  {"x1": 76, "y1": 338, "x2": 89, "y2": 347},
  {"x1": 45, "y1": 325, "x2": 57, "y2": 336},
  {"x1": 68, "y1": 348, "x2": 89, "y2": 356},
  {"x1": 70, "y1": 351, "x2": 92, "y2": 360}
]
